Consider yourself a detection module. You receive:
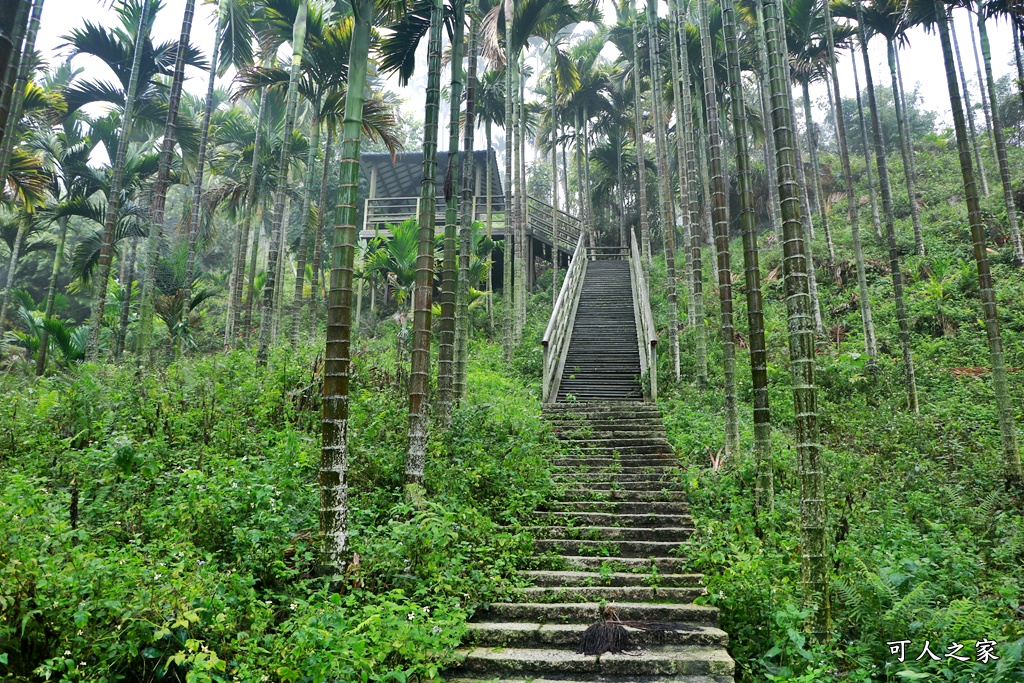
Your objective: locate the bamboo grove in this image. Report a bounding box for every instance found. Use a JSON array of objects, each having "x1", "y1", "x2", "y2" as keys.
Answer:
[{"x1": 3, "y1": 0, "x2": 1024, "y2": 640}]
